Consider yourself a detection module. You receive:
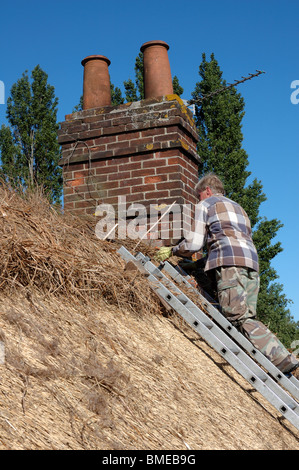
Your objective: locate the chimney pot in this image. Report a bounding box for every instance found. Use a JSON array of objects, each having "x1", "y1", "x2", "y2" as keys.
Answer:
[
  {"x1": 140, "y1": 40, "x2": 173, "y2": 99},
  {"x1": 81, "y1": 55, "x2": 111, "y2": 110}
]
